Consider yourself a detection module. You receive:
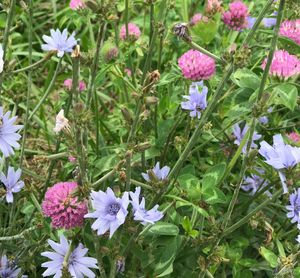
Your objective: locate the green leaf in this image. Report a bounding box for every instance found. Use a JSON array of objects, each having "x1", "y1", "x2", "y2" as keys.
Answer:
[
  {"x1": 166, "y1": 195, "x2": 209, "y2": 217},
  {"x1": 273, "y1": 84, "x2": 298, "y2": 111},
  {"x1": 154, "y1": 236, "x2": 181, "y2": 276},
  {"x1": 146, "y1": 222, "x2": 179, "y2": 236},
  {"x1": 203, "y1": 187, "x2": 227, "y2": 204},
  {"x1": 191, "y1": 13, "x2": 221, "y2": 44},
  {"x1": 202, "y1": 163, "x2": 226, "y2": 190},
  {"x1": 232, "y1": 69, "x2": 260, "y2": 90},
  {"x1": 259, "y1": 246, "x2": 278, "y2": 268}
]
